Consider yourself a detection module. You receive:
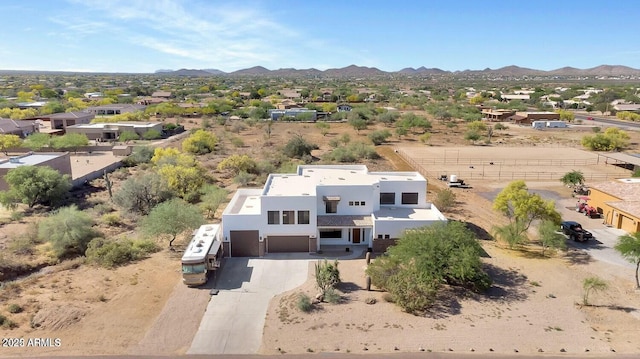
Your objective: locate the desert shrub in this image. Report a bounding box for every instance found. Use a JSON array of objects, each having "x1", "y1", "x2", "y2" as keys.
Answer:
[
  {"x1": 234, "y1": 171, "x2": 255, "y2": 186},
  {"x1": 7, "y1": 304, "x2": 22, "y2": 314},
  {"x1": 494, "y1": 123, "x2": 508, "y2": 130},
  {"x1": 230, "y1": 137, "x2": 244, "y2": 147},
  {"x1": 101, "y1": 213, "x2": 122, "y2": 226},
  {"x1": 217, "y1": 154, "x2": 257, "y2": 175},
  {"x1": 324, "y1": 142, "x2": 379, "y2": 163},
  {"x1": 283, "y1": 135, "x2": 318, "y2": 159},
  {"x1": 230, "y1": 122, "x2": 246, "y2": 133},
  {"x1": 382, "y1": 292, "x2": 395, "y2": 303},
  {"x1": 296, "y1": 293, "x2": 313, "y2": 312},
  {"x1": 323, "y1": 287, "x2": 341, "y2": 304},
  {"x1": 368, "y1": 130, "x2": 392, "y2": 145},
  {"x1": 9, "y1": 211, "x2": 23, "y2": 222},
  {"x1": 121, "y1": 146, "x2": 155, "y2": 167},
  {"x1": 182, "y1": 129, "x2": 218, "y2": 154},
  {"x1": 93, "y1": 202, "x2": 113, "y2": 215},
  {"x1": 328, "y1": 138, "x2": 341, "y2": 148},
  {"x1": 39, "y1": 205, "x2": 99, "y2": 259},
  {"x1": 85, "y1": 238, "x2": 160, "y2": 268},
  {"x1": 419, "y1": 133, "x2": 431, "y2": 144},
  {"x1": 315, "y1": 259, "x2": 340, "y2": 296},
  {"x1": 432, "y1": 188, "x2": 457, "y2": 212},
  {"x1": 0, "y1": 314, "x2": 18, "y2": 329},
  {"x1": 113, "y1": 172, "x2": 172, "y2": 215},
  {"x1": 142, "y1": 129, "x2": 162, "y2": 140}
]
